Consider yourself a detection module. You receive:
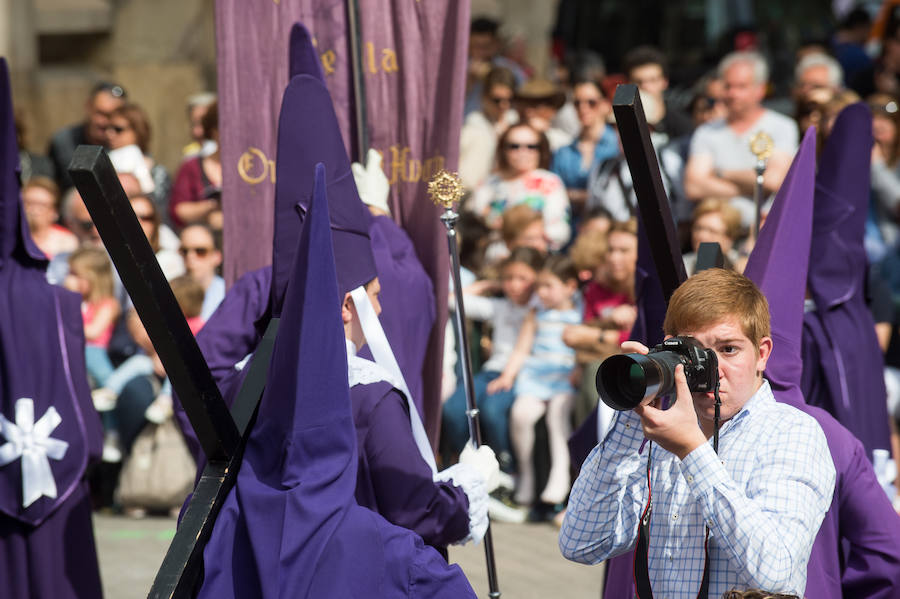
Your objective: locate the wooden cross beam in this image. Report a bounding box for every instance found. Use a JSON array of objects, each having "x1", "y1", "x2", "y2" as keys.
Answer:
[
  {"x1": 696, "y1": 241, "x2": 727, "y2": 272},
  {"x1": 612, "y1": 84, "x2": 687, "y2": 300},
  {"x1": 68, "y1": 146, "x2": 276, "y2": 598}
]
